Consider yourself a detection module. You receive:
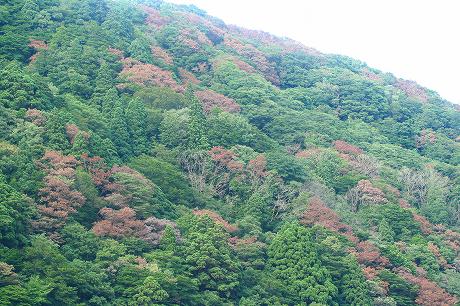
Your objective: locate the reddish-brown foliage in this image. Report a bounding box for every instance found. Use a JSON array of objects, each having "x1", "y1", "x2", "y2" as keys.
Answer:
[
  {"x1": 107, "y1": 47, "x2": 124, "y2": 58},
  {"x1": 223, "y1": 35, "x2": 279, "y2": 85},
  {"x1": 138, "y1": 4, "x2": 169, "y2": 29},
  {"x1": 301, "y1": 197, "x2": 358, "y2": 243},
  {"x1": 246, "y1": 155, "x2": 268, "y2": 182},
  {"x1": 334, "y1": 140, "x2": 363, "y2": 155},
  {"x1": 208, "y1": 146, "x2": 244, "y2": 172},
  {"x1": 396, "y1": 268, "x2": 458, "y2": 306},
  {"x1": 36, "y1": 151, "x2": 78, "y2": 177},
  {"x1": 65, "y1": 124, "x2": 89, "y2": 145},
  {"x1": 353, "y1": 241, "x2": 389, "y2": 267},
  {"x1": 151, "y1": 46, "x2": 174, "y2": 65},
  {"x1": 195, "y1": 90, "x2": 240, "y2": 114},
  {"x1": 227, "y1": 25, "x2": 322, "y2": 55},
  {"x1": 361, "y1": 68, "x2": 382, "y2": 82},
  {"x1": 25, "y1": 108, "x2": 46, "y2": 126},
  {"x1": 427, "y1": 242, "x2": 449, "y2": 268},
  {"x1": 179, "y1": 68, "x2": 200, "y2": 85},
  {"x1": 120, "y1": 58, "x2": 184, "y2": 92},
  {"x1": 93, "y1": 207, "x2": 148, "y2": 238},
  {"x1": 346, "y1": 180, "x2": 387, "y2": 212},
  {"x1": 211, "y1": 55, "x2": 257, "y2": 74},
  {"x1": 398, "y1": 198, "x2": 411, "y2": 208},
  {"x1": 442, "y1": 230, "x2": 460, "y2": 252},
  {"x1": 362, "y1": 266, "x2": 381, "y2": 280},
  {"x1": 29, "y1": 39, "x2": 48, "y2": 50},
  {"x1": 193, "y1": 209, "x2": 238, "y2": 232},
  {"x1": 177, "y1": 11, "x2": 225, "y2": 43},
  {"x1": 28, "y1": 40, "x2": 48, "y2": 63},
  {"x1": 285, "y1": 144, "x2": 302, "y2": 155},
  {"x1": 33, "y1": 151, "x2": 85, "y2": 239},
  {"x1": 81, "y1": 154, "x2": 111, "y2": 192},
  {"x1": 395, "y1": 79, "x2": 429, "y2": 103},
  {"x1": 143, "y1": 216, "x2": 181, "y2": 246},
  {"x1": 416, "y1": 130, "x2": 437, "y2": 149},
  {"x1": 412, "y1": 213, "x2": 433, "y2": 235},
  {"x1": 295, "y1": 148, "x2": 323, "y2": 159},
  {"x1": 228, "y1": 235, "x2": 257, "y2": 247},
  {"x1": 65, "y1": 124, "x2": 79, "y2": 144},
  {"x1": 181, "y1": 28, "x2": 212, "y2": 49}
]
